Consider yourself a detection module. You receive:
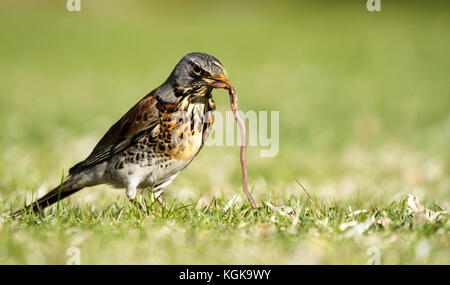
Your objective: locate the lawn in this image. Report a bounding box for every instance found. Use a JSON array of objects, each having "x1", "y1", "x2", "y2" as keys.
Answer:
[{"x1": 0, "y1": 0, "x2": 449, "y2": 264}]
